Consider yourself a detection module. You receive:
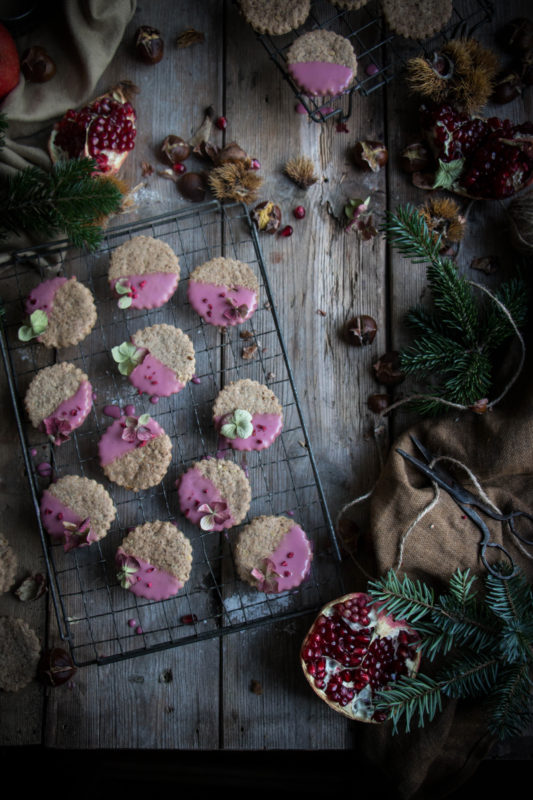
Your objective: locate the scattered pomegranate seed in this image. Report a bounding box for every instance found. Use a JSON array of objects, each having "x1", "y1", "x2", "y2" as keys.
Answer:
[
  {"x1": 172, "y1": 162, "x2": 187, "y2": 174},
  {"x1": 250, "y1": 158, "x2": 261, "y2": 170},
  {"x1": 293, "y1": 205, "x2": 306, "y2": 219},
  {"x1": 181, "y1": 614, "x2": 197, "y2": 625},
  {"x1": 215, "y1": 116, "x2": 227, "y2": 130},
  {"x1": 279, "y1": 225, "x2": 293, "y2": 237}
]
